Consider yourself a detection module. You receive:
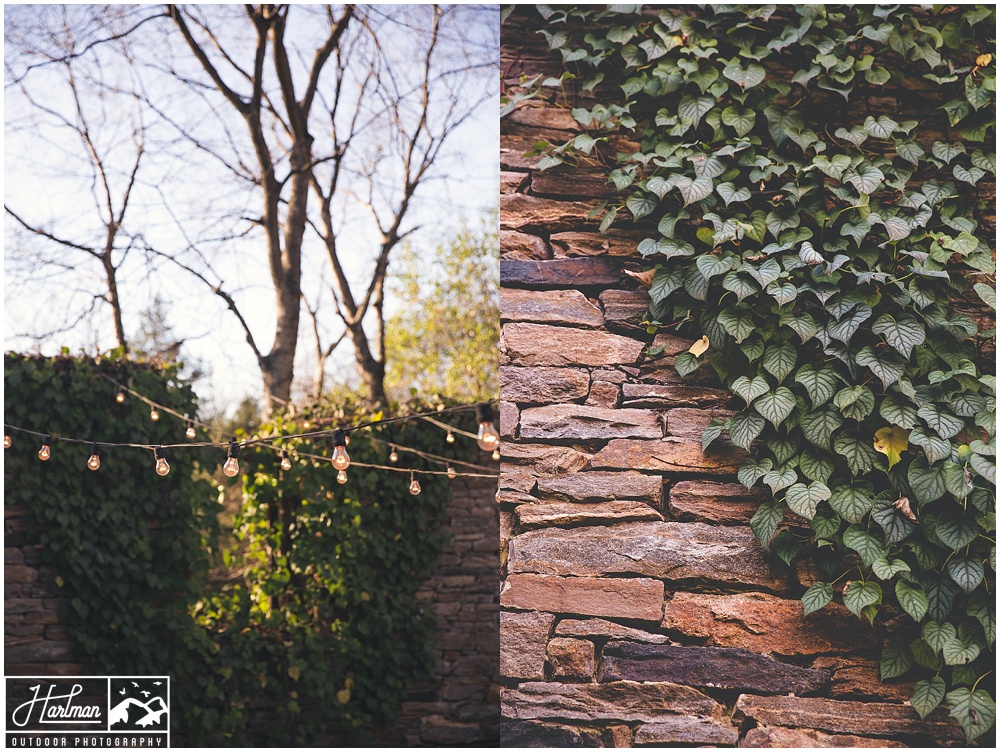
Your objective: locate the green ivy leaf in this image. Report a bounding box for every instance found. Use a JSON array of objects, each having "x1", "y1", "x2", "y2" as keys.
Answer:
[
  {"x1": 784, "y1": 481, "x2": 831, "y2": 519},
  {"x1": 844, "y1": 164, "x2": 885, "y2": 194},
  {"x1": 750, "y1": 499, "x2": 783, "y2": 548},
  {"x1": 834, "y1": 385, "x2": 875, "y2": 421},
  {"x1": 801, "y1": 581, "x2": 833, "y2": 616},
  {"x1": 738, "y1": 457, "x2": 773, "y2": 489},
  {"x1": 800, "y1": 408, "x2": 843, "y2": 449},
  {"x1": 723, "y1": 60, "x2": 766, "y2": 88},
  {"x1": 828, "y1": 483, "x2": 874, "y2": 524},
  {"x1": 871, "y1": 314, "x2": 927, "y2": 358},
  {"x1": 754, "y1": 387, "x2": 797, "y2": 428},
  {"x1": 910, "y1": 677, "x2": 946, "y2": 720},
  {"x1": 728, "y1": 411, "x2": 766, "y2": 451},
  {"x1": 717, "y1": 309, "x2": 755, "y2": 343},
  {"x1": 843, "y1": 524, "x2": 886, "y2": 567},
  {"x1": 626, "y1": 192, "x2": 658, "y2": 219},
  {"x1": 880, "y1": 641, "x2": 913, "y2": 680},
  {"x1": 731, "y1": 375, "x2": 770, "y2": 405},
  {"x1": 844, "y1": 580, "x2": 882, "y2": 617},
  {"x1": 799, "y1": 449, "x2": 835, "y2": 484},
  {"x1": 828, "y1": 305, "x2": 873, "y2": 345},
  {"x1": 945, "y1": 687, "x2": 995, "y2": 742},
  {"x1": 721, "y1": 105, "x2": 756, "y2": 136},
  {"x1": 833, "y1": 432, "x2": 878, "y2": 474},
  {"x1": 856, "y1": 346, "x2": 905, "y2": 389},
  {"x1": 880, "y1": 396, "x2": 918, "y2": 429},
  {"x1": 947, "y1": 557, "x2": 985, "y2": 595},
  {"x1": 917, "y1": 403, "x2": 964, "y2": 439},
  {"x1": 677, "y1": 94, "x2": 715, "y2": 127},
  {"x1": 716, "y1": 181, "x2": 752, "y2": 205},
  {"x1": 763, "y1": 464, "x2": 798, "y2": 494},
  {"x1": 864, "y1": 115, "x2": 898, "y2": 139},
  {"x1": 762, "y1": 343, "x2": 797, "y2": 383},
  {"x1": 895, "y1": 579, "x2": 929, "y2": 621}
]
